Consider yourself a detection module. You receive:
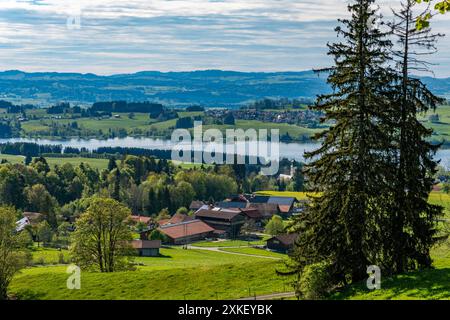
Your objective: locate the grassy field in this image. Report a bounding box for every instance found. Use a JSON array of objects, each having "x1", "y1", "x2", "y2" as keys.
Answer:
[
  {"x1": 203, "y1": 120, "x2": 320, "y2": 140},
  {"x1": 31, "y1": 247, "x2": 71, "y2": 265},
  {"x1": 219, "y1": 247, "x2": 287, "y2": 259},
  {"x1": 332, "y1": 244, "x2": 450, "y2": 300},
  {"x1": 421, "y1": 104, "x2": 450, "y2": 142},
  {"x1": 0, "y1": 154, "x2": 110, "y2": 170},
  {"x1": 254, "y1": 191, "x2": 317, "y2": 200},
  {"x1": 0, "y1": 154, "x2": 25, "y2": 164},
  {"x1": 45, "y1": 157, "x2": 109, "y2": 170},
  {"x1": 190, "y1": 238, "x2": 269, "y2": 248},
  {"x1": 0, "y1": 153, "x2": 211, "y2": 171},
  {"x1": 21, "y1": 113, "x2": 156, "y2": 135},
  {"x1": 10, "y1": 247, "x2": 291, "y2": 300}
]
